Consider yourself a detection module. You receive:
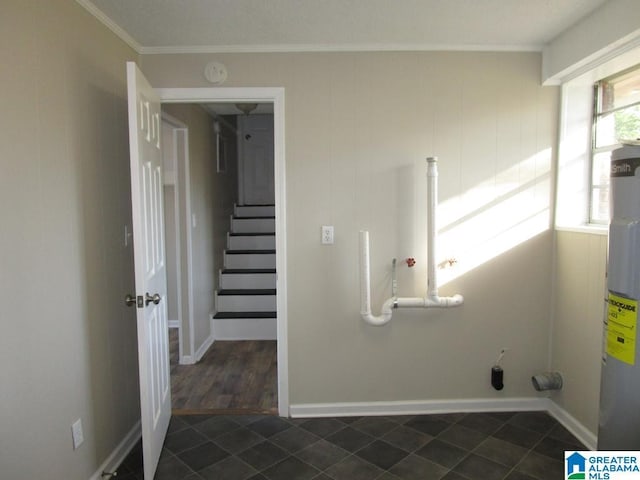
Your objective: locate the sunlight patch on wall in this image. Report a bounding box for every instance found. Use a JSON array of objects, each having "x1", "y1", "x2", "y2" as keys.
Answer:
[{"x1": 437, "y1": 148, "x2": 552, "y2": 286}]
